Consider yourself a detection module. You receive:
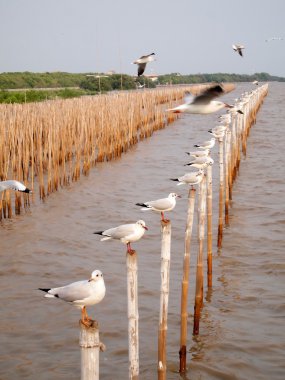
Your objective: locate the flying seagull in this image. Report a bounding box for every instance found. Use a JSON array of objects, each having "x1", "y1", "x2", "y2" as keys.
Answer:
[
  {"x1": 166, "y1": 84, "x2": 234, "y2": 114},
  {"x1": 232, "y1": 44, "x2": 245, "y2": 57},
  {"x1": 94, "y1": 220, "x2": 148, "y2": 253},
  {"x1": 39, "y1": 270, "x2": 106, "y2": 327},
  {"x1": 136, "y1": 193, "x2": 180, "y2": 223},
  {"x1": 132, "y1": 53, "x2": 156, "y2": 77},
  {"x1": 0, "y1": 180, "x2": 32, "y2": 193}
]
